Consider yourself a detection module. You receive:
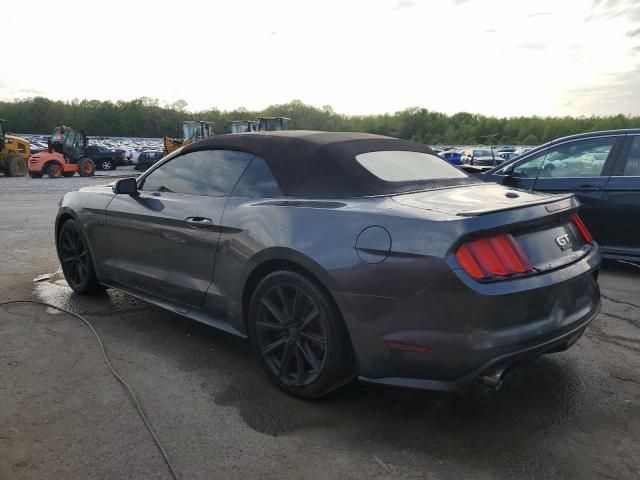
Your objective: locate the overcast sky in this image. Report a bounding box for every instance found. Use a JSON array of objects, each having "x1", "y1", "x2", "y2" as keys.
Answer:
[{"x1": 2, "y1": 0, "x2": 639, "y2": 117}]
